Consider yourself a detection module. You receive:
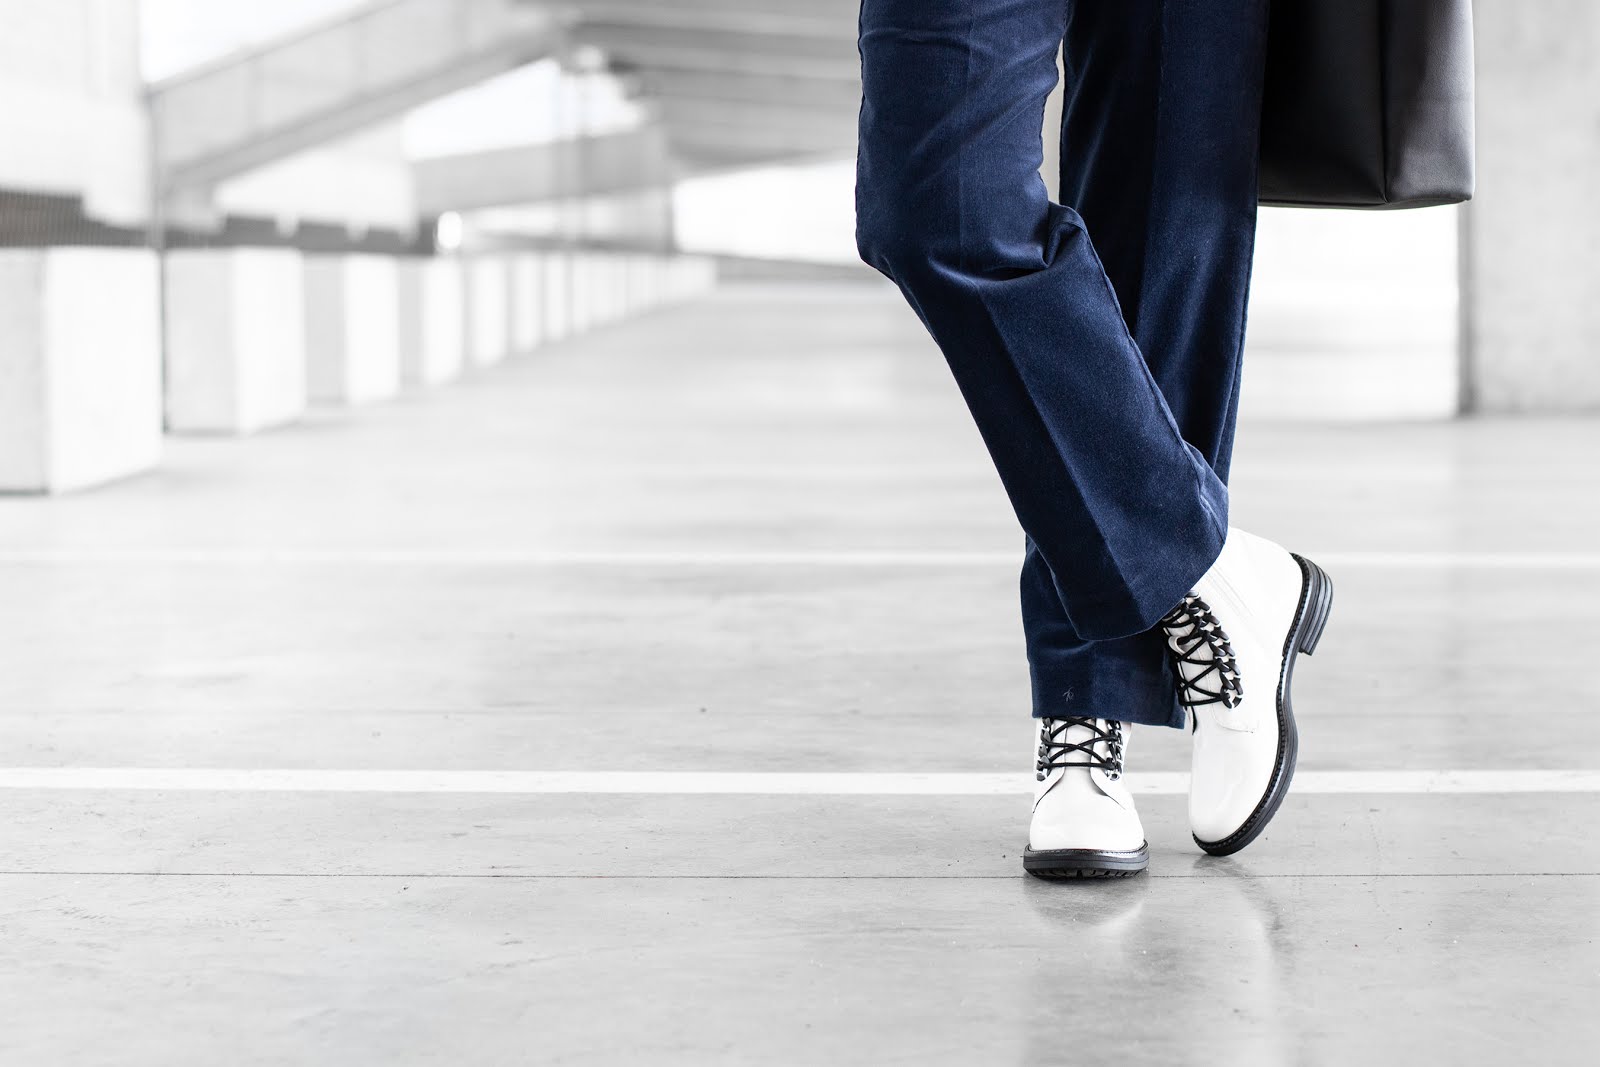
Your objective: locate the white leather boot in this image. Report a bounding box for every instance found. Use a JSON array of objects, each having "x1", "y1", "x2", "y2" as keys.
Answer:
[
  {"x1": 1024, "y1": 717, "x2": 1148, "y2": 878},
  {"x1": 1160, "y1": 527, "x2": 1333, "y2": 856}
]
